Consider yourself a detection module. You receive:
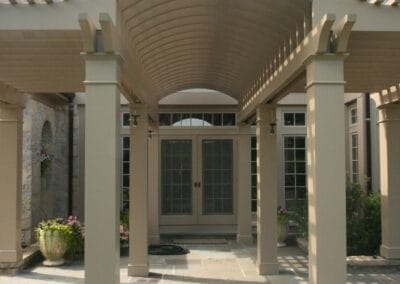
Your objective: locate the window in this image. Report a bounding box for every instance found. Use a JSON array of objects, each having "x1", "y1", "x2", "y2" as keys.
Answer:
[
  {"x1": 122, "y1": 112, "x2": 130, "y2": 128},
  {"x1": 351, "y1": 134, "x2": 359, "y2": 183},
  {"x1": 159, "y1": 112, "x2": 236, "y2": 127},
  {"x1": 283, "y1": 136, "x2": 307, "y2": 211},
  {"x1": 350, "y1": 106, "x2": 357, "y2": 125},
  {"x1": 121, "y1": 136, "x2": 130, "y2": 212},
  {"x1": 251, "y1": 136, "x2": 257, "y2": 212},
  {"x1": 283, "y1": 112, "x2": 306, "y2": 126}
]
